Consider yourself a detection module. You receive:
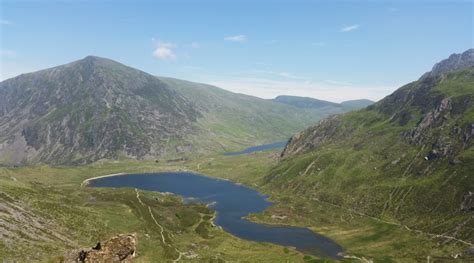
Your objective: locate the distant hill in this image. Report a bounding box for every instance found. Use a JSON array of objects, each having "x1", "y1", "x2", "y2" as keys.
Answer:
[
  {"x1": 0, "y1": 56, "x2": 335, "y2": 165},
  {"x1": 272, "y1": 95, "x2": 341, "y2": 109},
  {"x1": 265, "y1": 49, "x2": 474, "y2": 243},
  {"x1": 270, "y1": 95, "x2": 374, "y2": 116},
  {"x1": 340, "y1": 99, "x2": 374, "y2": 110}
]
